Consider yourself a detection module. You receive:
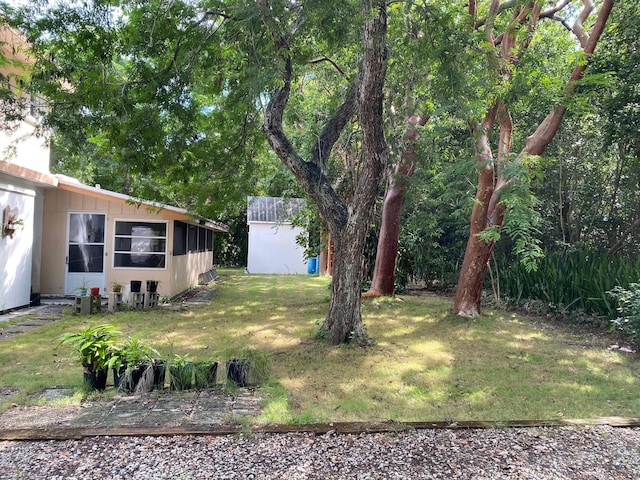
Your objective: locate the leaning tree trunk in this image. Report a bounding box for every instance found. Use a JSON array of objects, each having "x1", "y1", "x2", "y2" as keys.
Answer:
[{"x1": 366, "y1": 115, "x2": 426, "y2": 297}]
